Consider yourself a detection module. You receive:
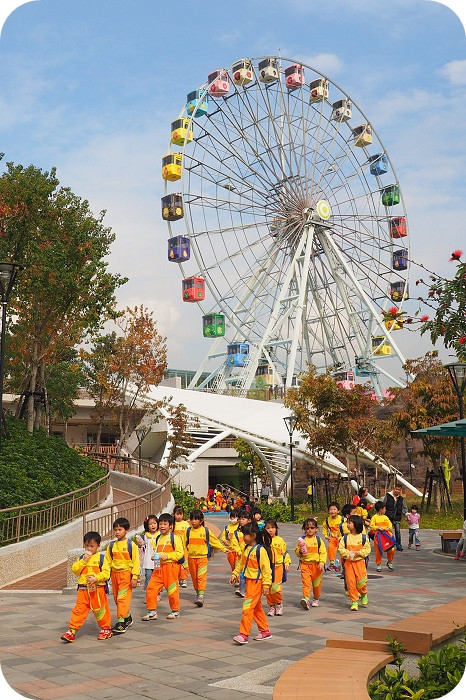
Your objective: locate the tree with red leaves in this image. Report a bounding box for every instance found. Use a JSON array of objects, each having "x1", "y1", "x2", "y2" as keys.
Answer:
[{"x1": 417, "y1": 250, "x2": 466, "y2": 361}]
